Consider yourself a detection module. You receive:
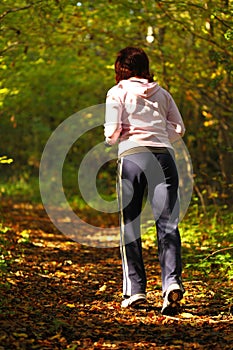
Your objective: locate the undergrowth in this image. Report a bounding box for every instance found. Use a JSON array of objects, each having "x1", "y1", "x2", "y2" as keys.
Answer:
[{"x1": 142, "y1": 205, "x2": 233, "y2": 283}]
